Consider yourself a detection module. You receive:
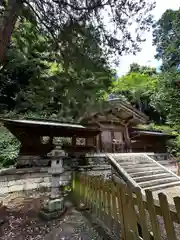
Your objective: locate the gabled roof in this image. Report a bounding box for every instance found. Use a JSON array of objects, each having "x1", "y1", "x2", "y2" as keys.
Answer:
[{"x1": 80, "y1": 98, "x2": 148, "y2": 126}]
